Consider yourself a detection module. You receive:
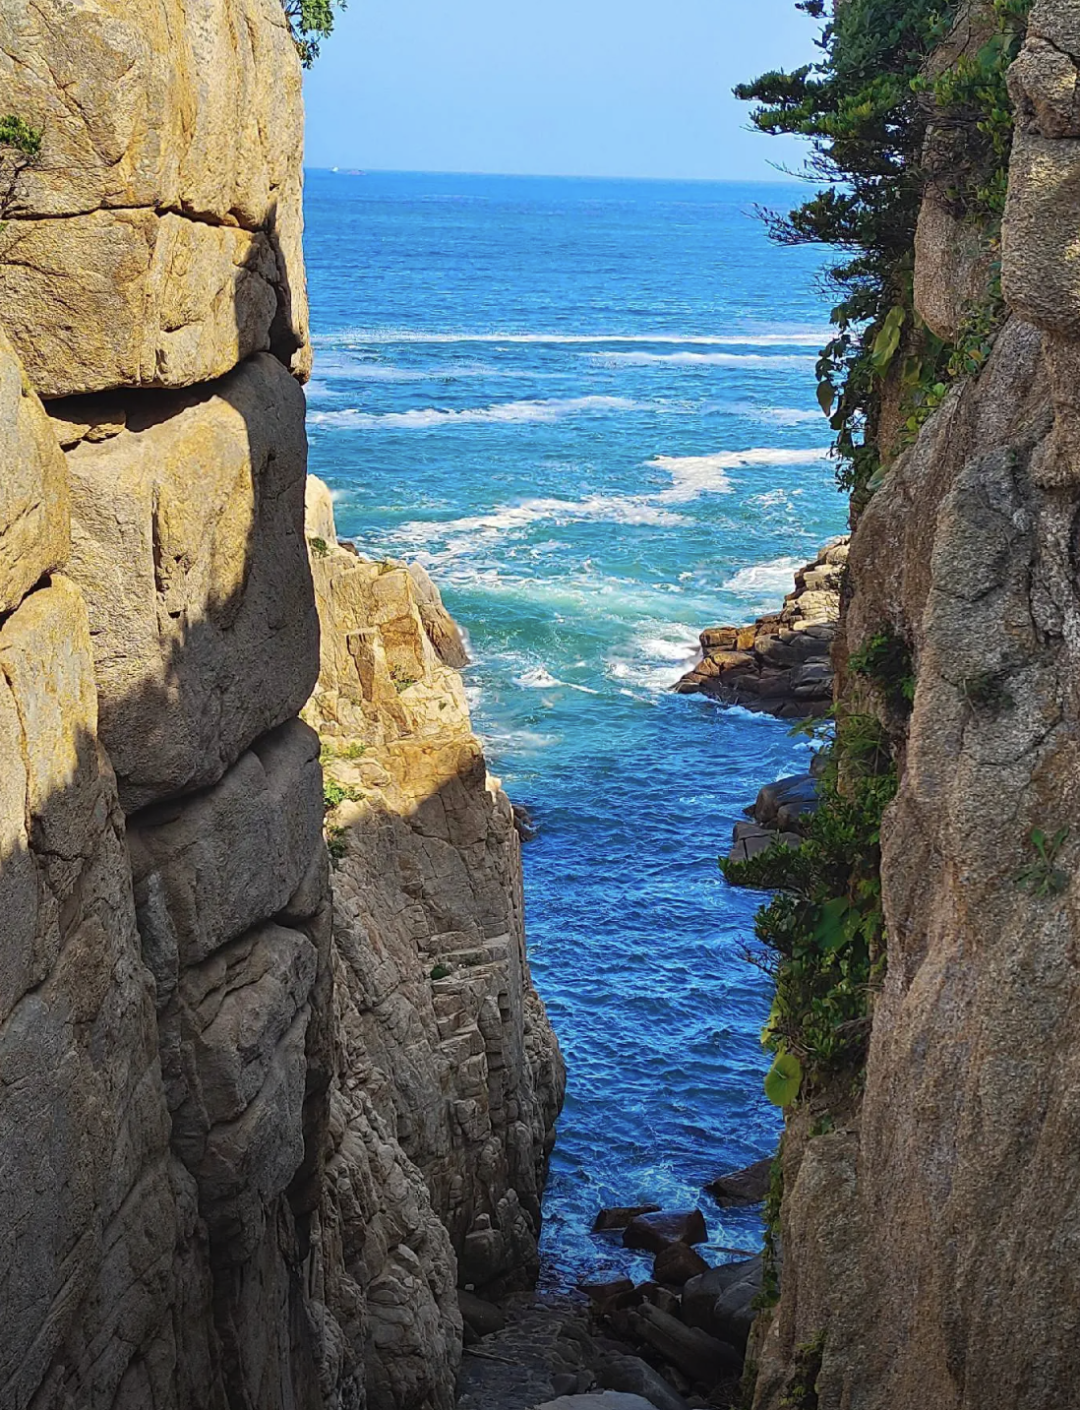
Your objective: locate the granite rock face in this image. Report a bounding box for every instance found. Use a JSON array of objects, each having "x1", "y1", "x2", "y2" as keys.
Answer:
[
  {"x1": 306, "y1": 487, "x2": 566, "y2": 1313},
  {"x1": 753, "y1": 4, "x2": 1080, "y2": 1405},
  {"x1": 62, "y1": 354, "x2": 319, "y2": 811},
  {"x1": 0, "y1": 0, "x2": 309, "y2": 393},
  {"x1": 0, "y1": 4, "x2": 562, "y2": 1407}
]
